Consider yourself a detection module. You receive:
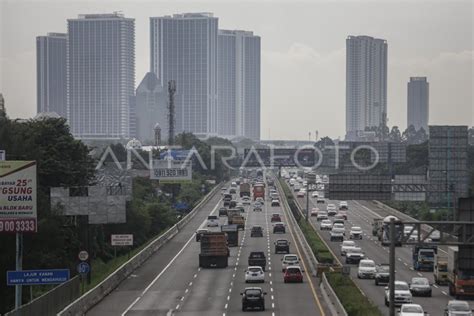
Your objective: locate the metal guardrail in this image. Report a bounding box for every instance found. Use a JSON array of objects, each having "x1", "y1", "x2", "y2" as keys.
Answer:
[
  {"x1": 5, "y1": 276, "x2": 80, "y2": 316},
  {"x1": 277, "y1": 179, "x2": 348, "y2": 316},
  {"x1": 57, "y1": 183, "x2": 223, "y2": 316},
  {"x1": 320, "y1": 273, "x2": 348, "y2": 316},
  {"x1": 276, "y1": 180, "x2": 318, "y2": 277}
]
